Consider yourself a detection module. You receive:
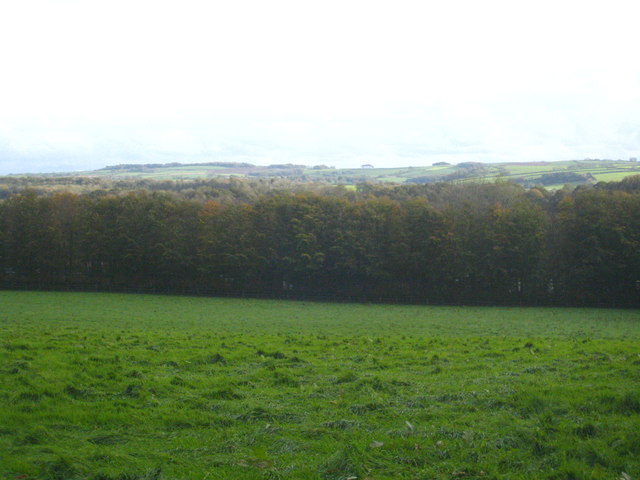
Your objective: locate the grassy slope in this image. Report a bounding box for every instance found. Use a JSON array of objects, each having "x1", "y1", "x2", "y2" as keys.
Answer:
[
  {"x1": 1, "y1": 291, "x2": 639, "y2": 480},
  {"x1": 75, "y1": 160, "x2": 640, "y2": 186}
]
